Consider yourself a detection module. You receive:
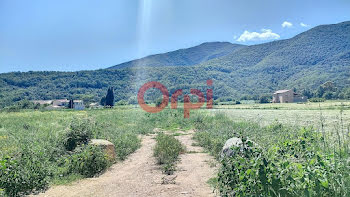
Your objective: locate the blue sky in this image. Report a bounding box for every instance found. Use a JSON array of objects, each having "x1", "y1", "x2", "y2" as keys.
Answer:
[{"x1": 0, "y1": 0, "x2": 349, "y2": 73}]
